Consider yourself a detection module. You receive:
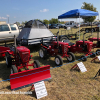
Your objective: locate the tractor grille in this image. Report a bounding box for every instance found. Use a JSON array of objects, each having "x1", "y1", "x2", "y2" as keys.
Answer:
[
  {"x1": 64, "y1": 45, "x2": 68, "y2": 53},
  {"x1": 22, "y1": 52, "x2": 29, "y2": 62}
]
